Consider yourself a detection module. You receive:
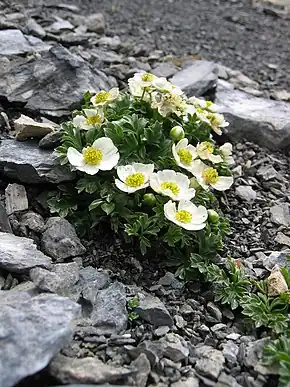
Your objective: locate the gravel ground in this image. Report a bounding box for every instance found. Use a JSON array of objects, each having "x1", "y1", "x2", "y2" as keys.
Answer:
[{"x1": 14, "y1": 0, "x2": 290, "y2": 92}]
